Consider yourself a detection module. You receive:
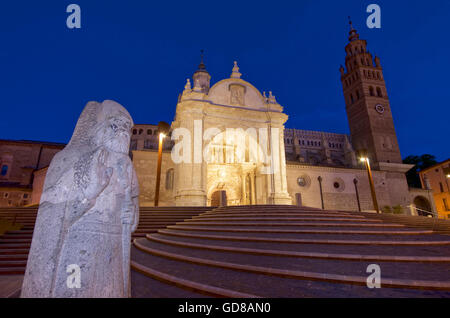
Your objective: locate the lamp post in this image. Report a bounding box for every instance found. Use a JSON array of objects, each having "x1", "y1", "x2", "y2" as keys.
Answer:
[
  {"x1": 357, "y1": 149, "x2": 380, "y2": 214},
  {"x1": 353, "y1": 178, "x2": 361, "y2": 212},
  {"x1": 154, "y1": 121, "x2": 170, "y2": 207},
  {"x1": 317, "y1": 176, "x2": 324, "y2": 210}
]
